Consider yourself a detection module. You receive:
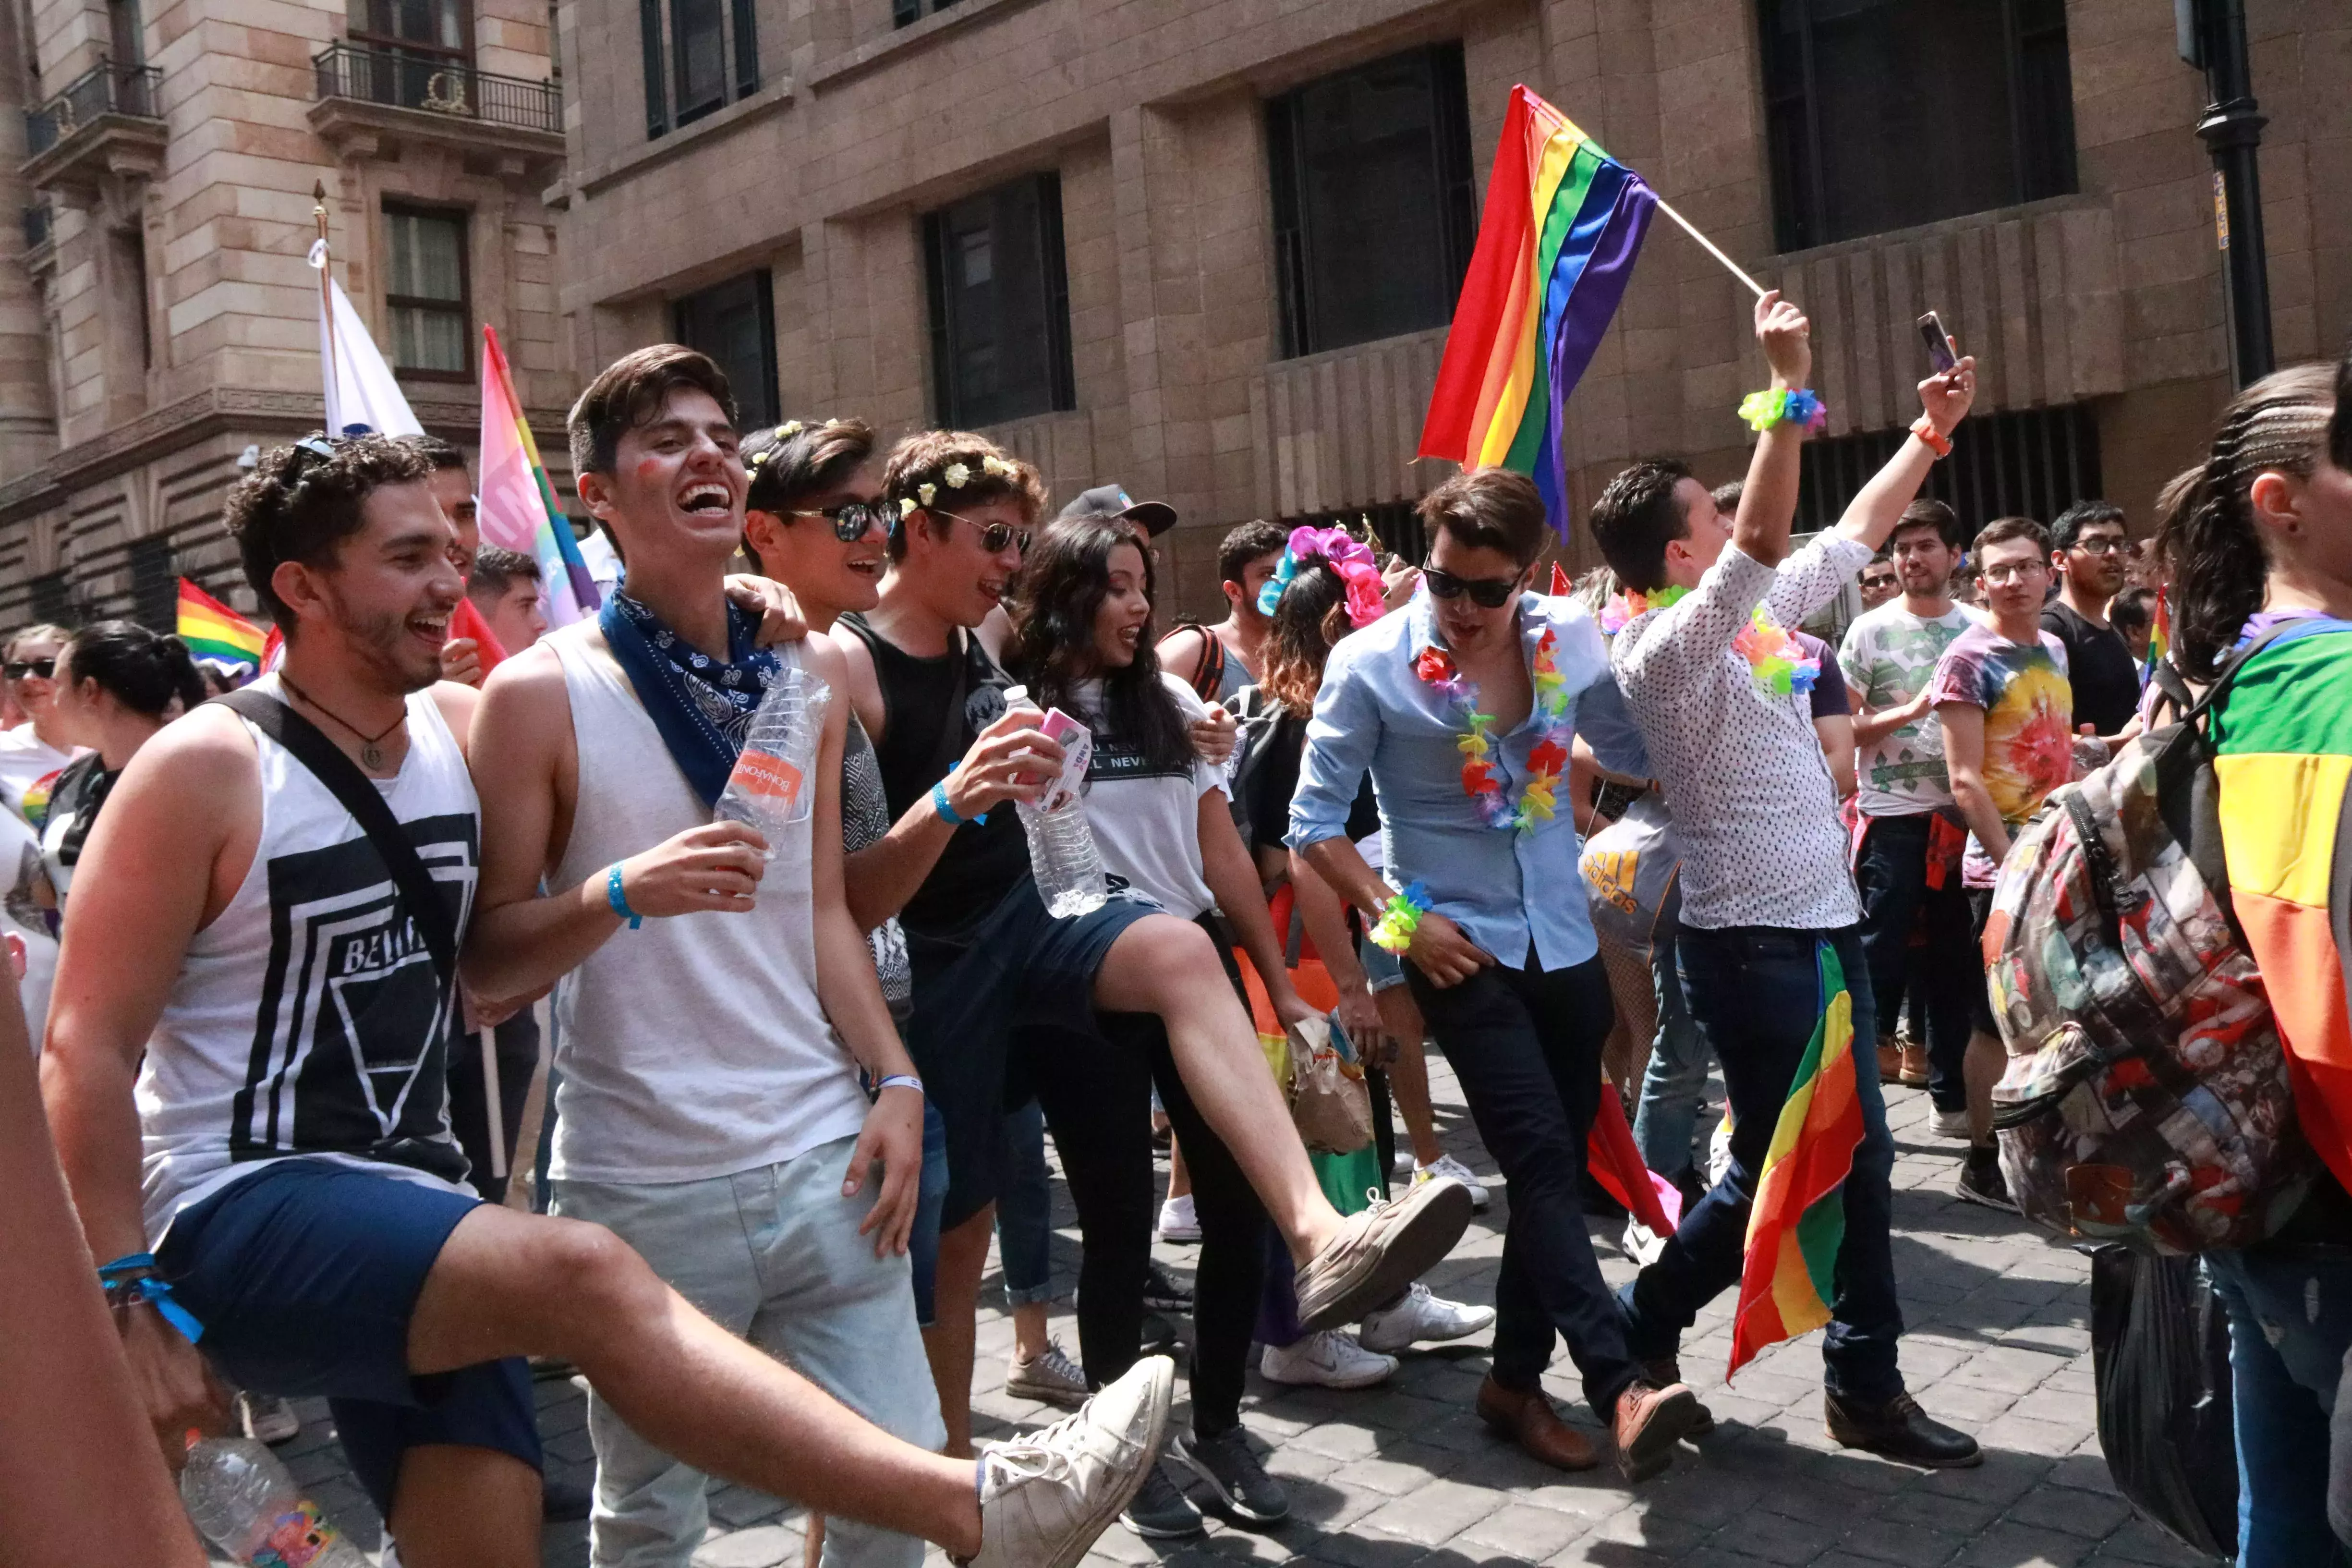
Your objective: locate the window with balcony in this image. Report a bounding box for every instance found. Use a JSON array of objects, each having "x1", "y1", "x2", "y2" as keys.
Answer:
[
  {"x1": 1760, "y1": 0, "x2": 2077, "y2": 251},
  {"x1": 921, "y1": 173, "x2": 1075, "y2": 428},
  {"x1": 1266, "y1": 43, "x2": 1477, "y2": 361},
  {"x1": 384, "y1": 204, "x2": 470, "y2": 378},
  {"x1": 673, "y1": 270, "x2": 778, "y2": 431},
  {"x1": 343, "y1": 0, "x2": 469, "y2": 110},
  {"x1": 638, "y1": 0, "x2": 755, "y2": 136}
]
